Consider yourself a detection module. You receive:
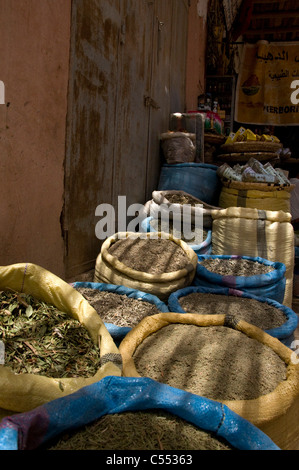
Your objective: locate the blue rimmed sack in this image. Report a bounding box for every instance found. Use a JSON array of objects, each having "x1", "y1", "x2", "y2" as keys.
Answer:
[
  {"x1": 158, "y1": 163, "x2": 220, "y2": 206},
  {"x1": 71, "y1": 282, "x2": 169, "y2": 344},
  {"x1": 140, "y1": 216, "x2": 212, "y2": 256},
  {"x1": 194, "y1": 254, "x2": 286, "y2": 304},
  {"x1": 0, "y1": 376, "x2": 280, "y2": 450},
  {"x1": 168, "y1": 285, "x2": 298, "y2": 347}
]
